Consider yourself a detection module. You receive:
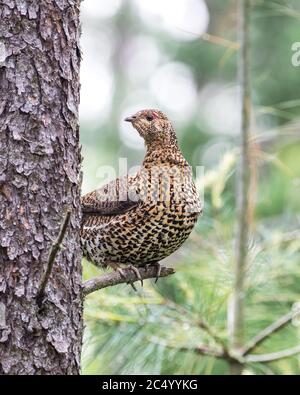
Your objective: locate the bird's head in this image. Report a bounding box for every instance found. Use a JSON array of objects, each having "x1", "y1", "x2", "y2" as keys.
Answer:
[{"x1": 124, "y1": 109, "x2": 177, "y2": 147}]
